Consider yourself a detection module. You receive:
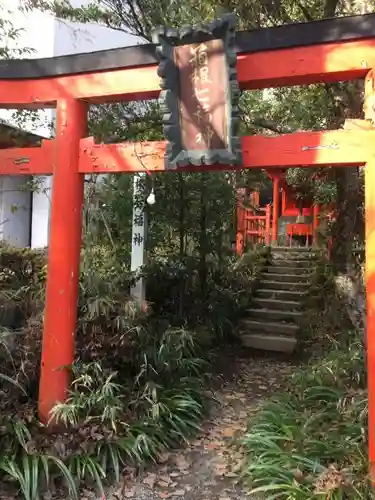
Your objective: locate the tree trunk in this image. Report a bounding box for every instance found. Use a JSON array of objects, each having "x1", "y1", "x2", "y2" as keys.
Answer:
[{"x1": 331, "y1": 168, "x2": 360, "y2": 271}]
